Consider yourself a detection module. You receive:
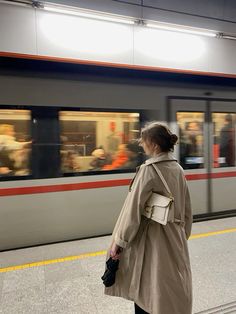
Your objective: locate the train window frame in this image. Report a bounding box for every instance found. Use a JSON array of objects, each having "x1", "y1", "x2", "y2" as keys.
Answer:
[
  {"x1": 0, "y1": 105, "x2": 33, "y2": 182},
  {"x1": 58, "y1": 107, "x2": 144, "y2": 177}
]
